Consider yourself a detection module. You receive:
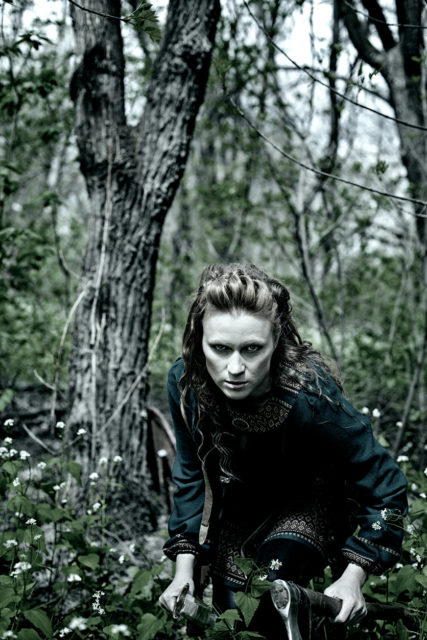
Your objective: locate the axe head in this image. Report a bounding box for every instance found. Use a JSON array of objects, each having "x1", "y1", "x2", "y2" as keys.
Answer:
[{"x1": 271, "y1": 579, "x2": 304, "y2": 640}]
